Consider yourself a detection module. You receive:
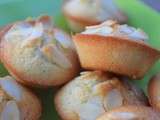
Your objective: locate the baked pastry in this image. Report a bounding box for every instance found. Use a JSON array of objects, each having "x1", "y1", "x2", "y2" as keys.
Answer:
[
  {"x1": 62, "y1": 0, "x2": 127, "y2": 32},
  {"x1": 55, "y1": 71, "x2": 148, "y2": 120},
  {"x1": 0, "y1": 76, "x2": 41, "y2": 120},
  {"x1": 73, "y1": 20, "x2": 160, "y2": 79},
  {"x1": 0, "y1": 16, "x2": 80, "y2": 87},
  {"x1": 97, "y1": 105, "x2": 160, "y2": 120},
  {"x1": 148, "y1": 72, "x2": 160, "y2": 111}
]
